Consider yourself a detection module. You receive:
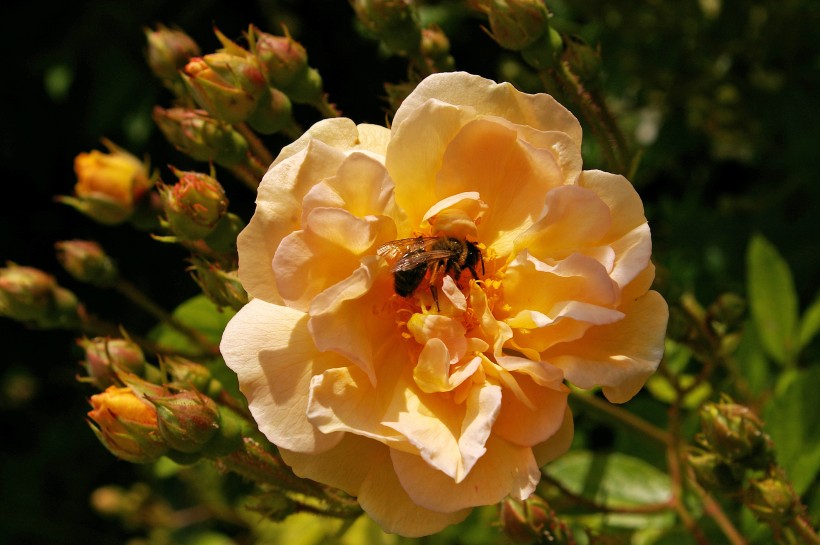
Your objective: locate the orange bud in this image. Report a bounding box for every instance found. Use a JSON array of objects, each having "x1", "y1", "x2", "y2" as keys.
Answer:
[
  {"x1": 60, "y1": 140, "x2": 153, "y2": 225},
  {"x1": 87, "y1": 386, "x2": 167, "y2": 463},
  {"x1": 181, "y1": 52, "x2": 267, "y2": 124}
]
